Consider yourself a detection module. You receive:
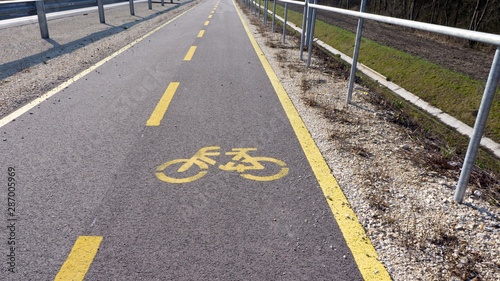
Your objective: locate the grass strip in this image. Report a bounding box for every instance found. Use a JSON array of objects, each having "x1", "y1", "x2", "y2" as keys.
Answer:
[{"x1": 272, "y1": 4, "x2": 500, "y2": 143}]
